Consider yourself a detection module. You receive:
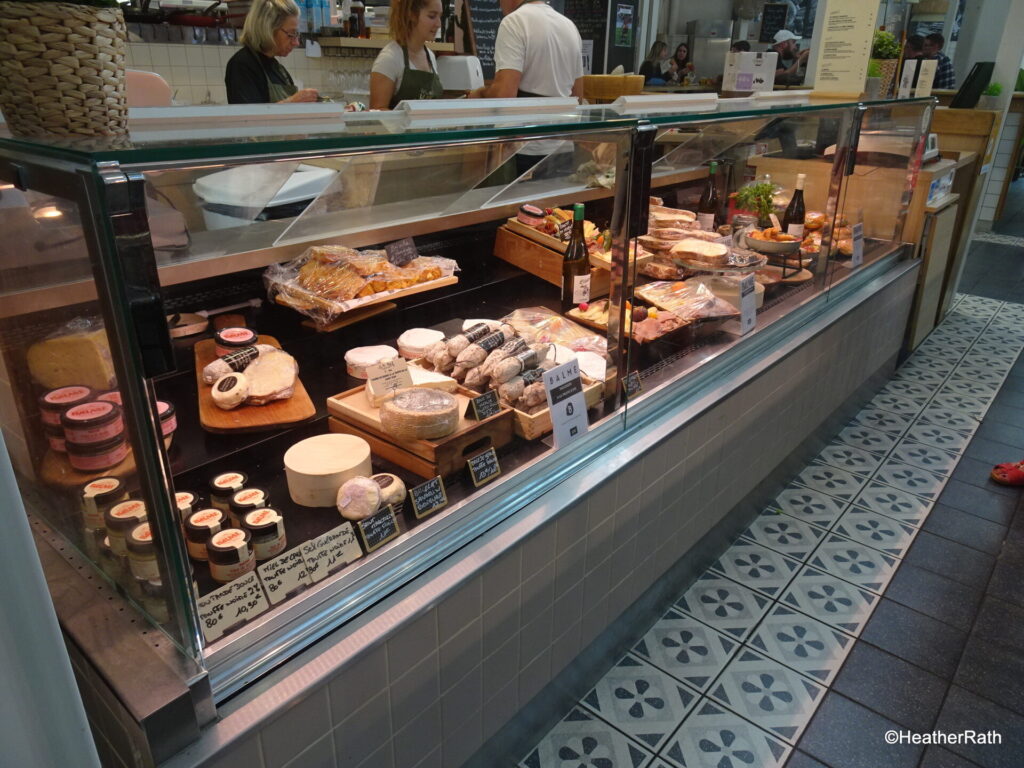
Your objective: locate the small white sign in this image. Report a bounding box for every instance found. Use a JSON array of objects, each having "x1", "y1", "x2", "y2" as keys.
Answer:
[
  {"x1": 258, "y1": 546, "x2": 312, "y2": 605},
  {"x1": 543, "y1": 359, "x2": 589, "y2": 450},
  {"x1": 581, "y1": 40, "x2": 594, "y2": 75},
  {"x1": 722, "y1": 51, "x2": 778, "y2": 92},
  {"x1": 898, "y1": 59, "x2": 918, "y2": 99},
  {"x1": 197, "y1": 571, "x2": 270, "y2": 644},
  {"x1": 302, "y1": 523, "x2": 363, "y2": 583},
  {"x1": 851, "y1": 222, "x2": 865, "y2": 268},
  {"x1": 365, "y1": 357, "x2": 413, "y2": 403},
  {"x1": 915, "y1": 60, "x2": 937, "y2": 97},
  {"x1": 739, "y1": 274, "x2": 757, "y2": 335}
]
